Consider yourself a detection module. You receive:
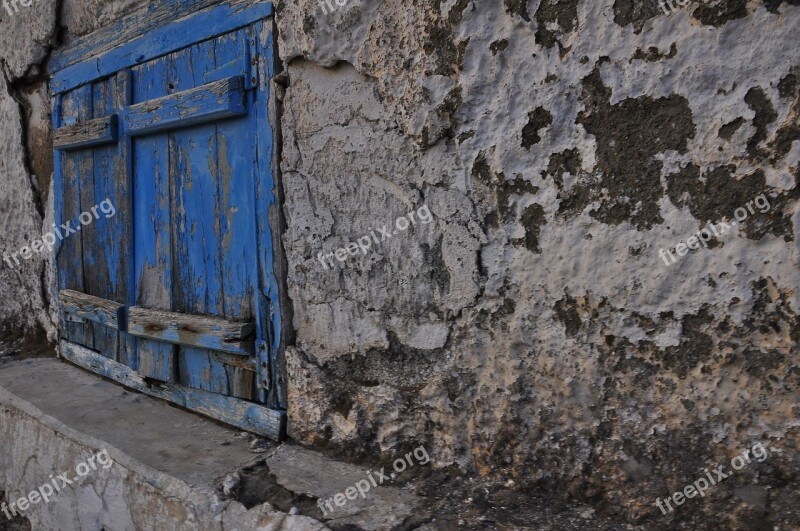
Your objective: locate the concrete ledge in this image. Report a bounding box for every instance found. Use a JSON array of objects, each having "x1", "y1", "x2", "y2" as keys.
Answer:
[{"x1": 0, "y1": 358, "x2": 327, "y2": 530}]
